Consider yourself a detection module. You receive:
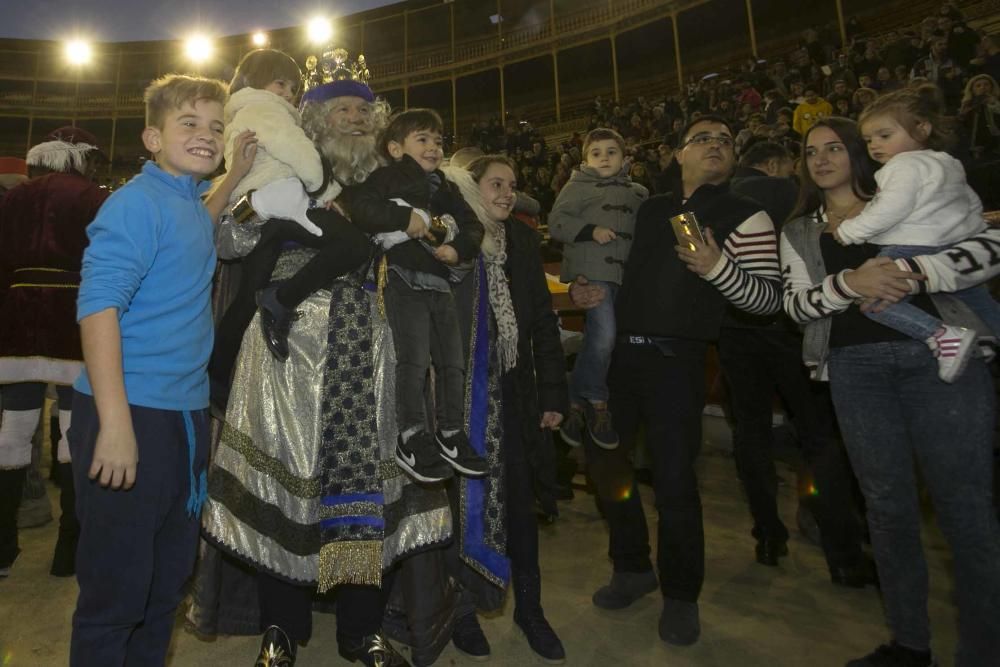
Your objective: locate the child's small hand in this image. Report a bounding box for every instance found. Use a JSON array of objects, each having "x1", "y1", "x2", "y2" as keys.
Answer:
[
  {"x1": 568, "y1": 275, "x2": 607, "y2": 310},
  {"x1": 540, "y1": 412, "x2": 563, "y2": 430},
  {"x1": 229, "y1": 130, "x2": 258, "y2": 182},
  {"x1": 434, "y1": 244, "x2": 459, "y2": 265},
  {"x1": 89, "y1": 415, "x2": 138, "y2": 490},
  {"x1": 593, "y1": 226, "x2": 617, "y2": 244}
]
